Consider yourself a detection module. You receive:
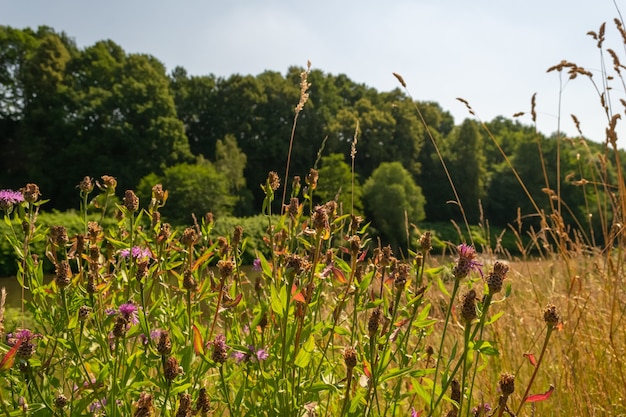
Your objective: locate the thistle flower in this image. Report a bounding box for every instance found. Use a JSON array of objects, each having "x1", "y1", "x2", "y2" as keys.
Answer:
[
  {"x1": 123, "y1": 190, "x2": 139, "y2": 212},
  {"x1": 486, "y1": 261, "x2": 509, "y2": 294},
  {"x1": 6, "y1": 329, "x2": 41, "y2": 359},
  {"x1": 453, "y1": 243, "x2": 482, "y2": 280},
  {"x1": 0, "y1": 189, "x2": 24, "y2": 211},
  {"x1": 120, "y1": 246, "x2": 151, "y2": 260},
  {"x1": 212, "y1": 334, "x2": 228, "y2": 364}
]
